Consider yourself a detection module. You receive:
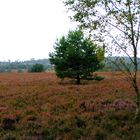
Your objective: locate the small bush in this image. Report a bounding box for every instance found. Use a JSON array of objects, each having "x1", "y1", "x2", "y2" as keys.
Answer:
[
  {"x1": 79, "y1": 101, "x2": 95, "y2": 112},
  {"x1": 75, "y1": 116, "x2": 86, "y2": 128},
  {"x1": 29, "y1": 64, "x2": 45, "y2": 72},
  {"x1": 2, "y1": 133, "x2": 17, "y2": 140},
  {"x1": 94, "y1": 75, "x2": 104, "y2": 81},
  {"x1": 94, "y1": 129, "x2": 107, "y2": 140},
  {"x1": 2, "y1": 115, "x2": 16, "y2": 130},
  {"x1": 42, "y1": 127, "x2": 56, "y2": 140}
]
